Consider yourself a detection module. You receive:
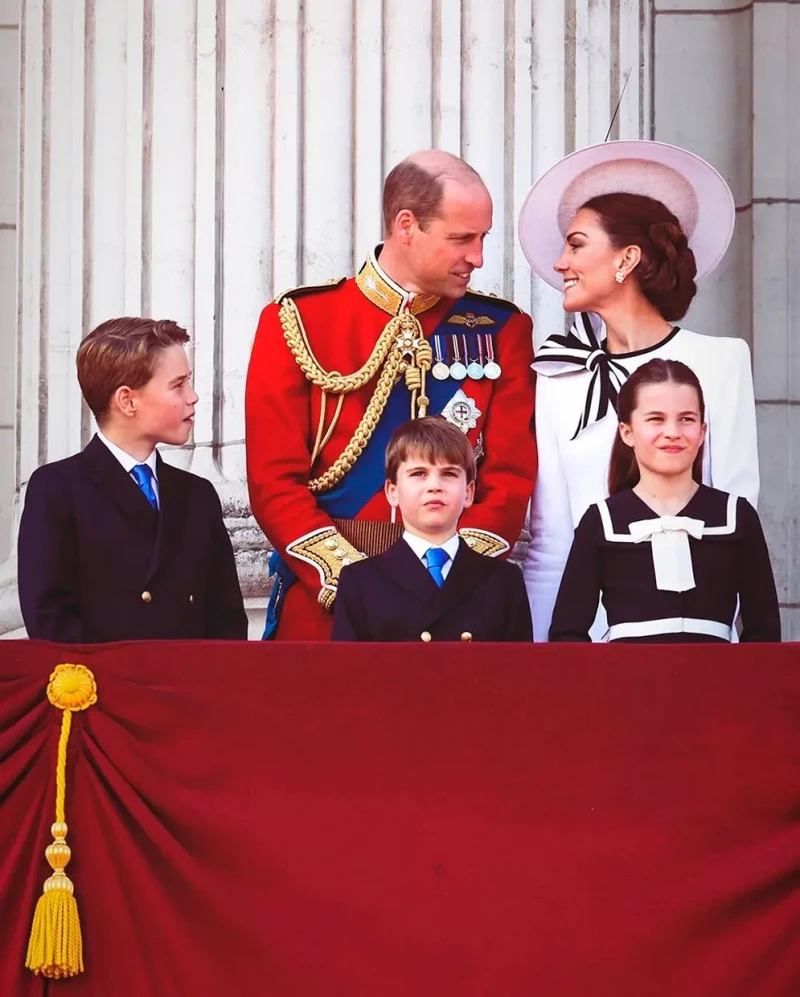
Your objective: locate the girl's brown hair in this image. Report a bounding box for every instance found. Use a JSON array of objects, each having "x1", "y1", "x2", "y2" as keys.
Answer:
[
  {"x1": 608, "y1": 358, "x2": 706, "y2": 495},
  {"x1": 581, "y1": 192, "x2": 698, "y2": 321}
]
